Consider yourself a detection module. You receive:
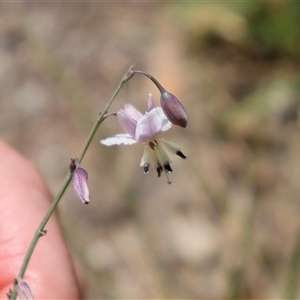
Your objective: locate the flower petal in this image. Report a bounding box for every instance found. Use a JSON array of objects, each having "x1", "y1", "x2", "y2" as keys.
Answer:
[
  {"x1": 100, "y1": 134, "x2": 137, "y2": 146},
  {"x1": 147, "y1": 93, "x2": 155, "y2": 111},
  {"x1": 135, "y1": 107, "x2": 172, "y2": 142},
  {"x1": 157, "y1": 107, "x2": 172, "y2": 132},
  {"x1": 123, "y1": 104, "x2": 143, "y2": 121},
  {"x1": 117, "y1": 110, "x2": 137, "y2": 138}
]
